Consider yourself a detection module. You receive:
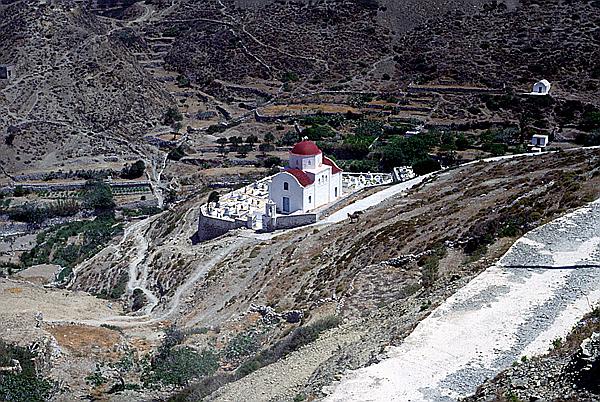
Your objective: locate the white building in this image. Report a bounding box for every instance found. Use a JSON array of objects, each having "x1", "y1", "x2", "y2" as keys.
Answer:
[
  {"x1": 531, "y1": 79, "x2": 551, "y2": 95},
  {"x1": 531, "y1": 134, "x2": 549, "y2": 148},
  {"x1": 267, "y1": 140, "x2": 343, "y2": 214}
]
